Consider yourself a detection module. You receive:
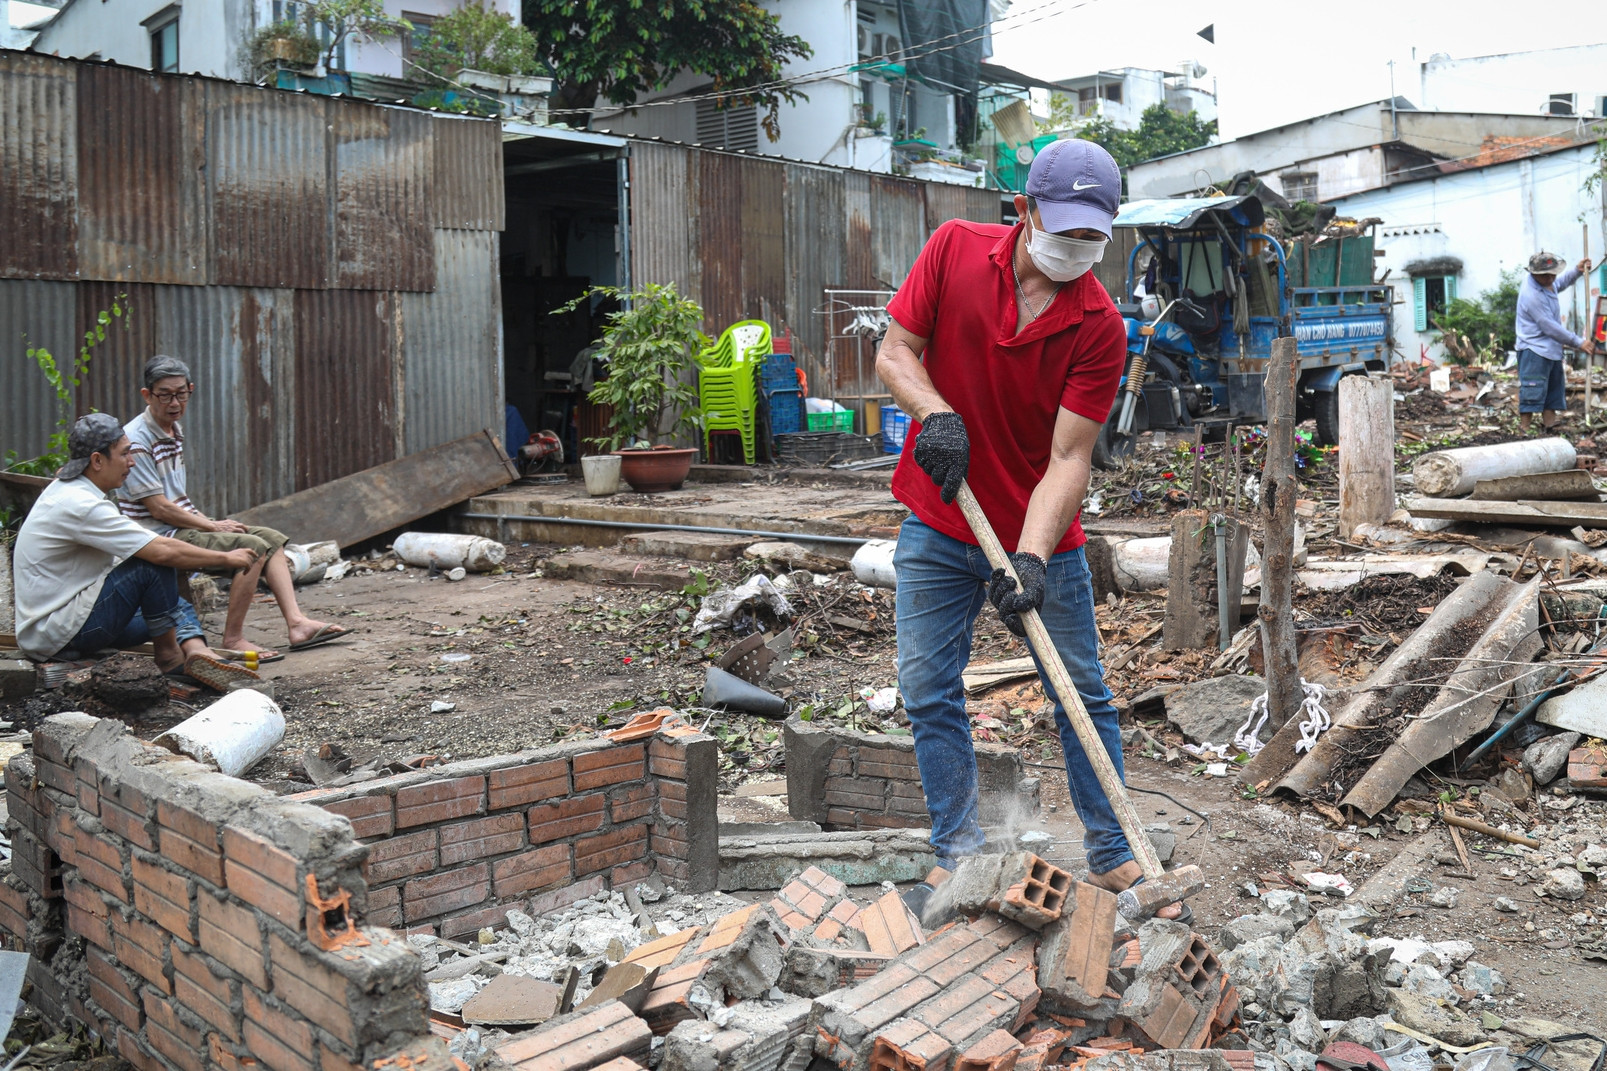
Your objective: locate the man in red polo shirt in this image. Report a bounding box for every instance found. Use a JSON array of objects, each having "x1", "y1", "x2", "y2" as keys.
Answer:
[{"x1": 878, "y1": 140, "x2": 1178, "y2": 921}]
